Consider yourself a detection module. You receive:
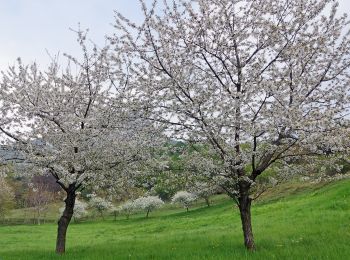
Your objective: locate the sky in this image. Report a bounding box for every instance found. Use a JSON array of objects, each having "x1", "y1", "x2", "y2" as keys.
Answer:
[
  {"x1": 0, "y1": 0, "x2": 350, "y2": 70},
  {"x1": 0, "y1": 0, "x2": 142, "y2": 70}
]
